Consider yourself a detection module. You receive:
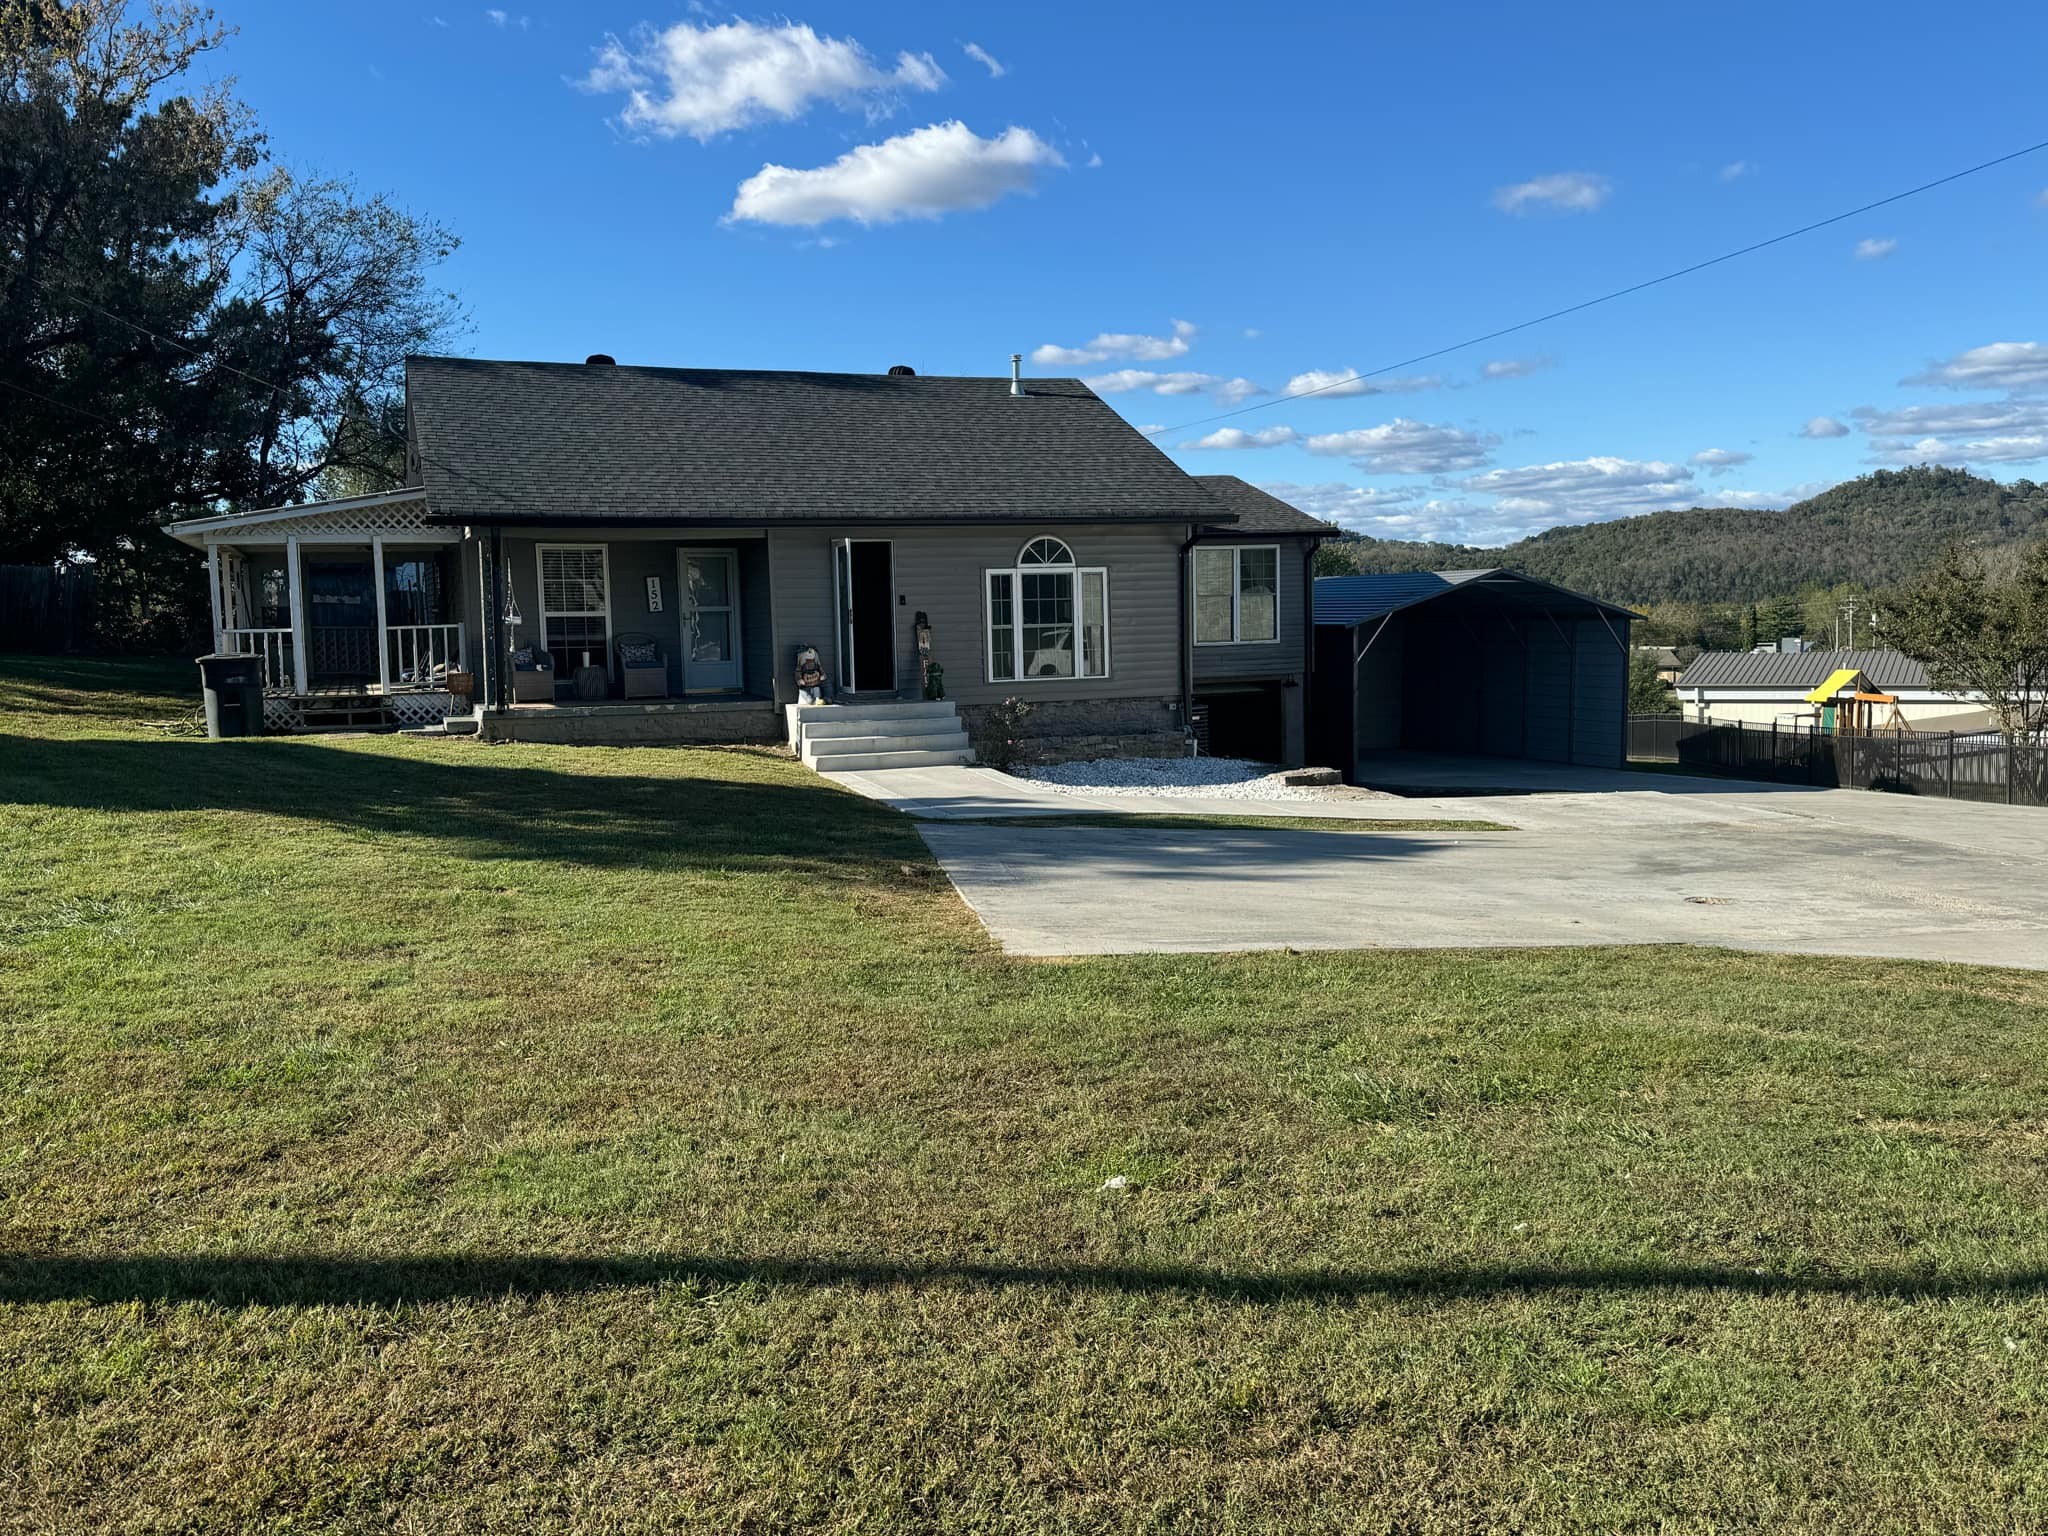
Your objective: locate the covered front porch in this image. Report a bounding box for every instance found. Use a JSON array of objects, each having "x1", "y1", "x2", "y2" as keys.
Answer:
[{"x1": 178, "y1": 489, "x2": 469, "y2": 731}]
